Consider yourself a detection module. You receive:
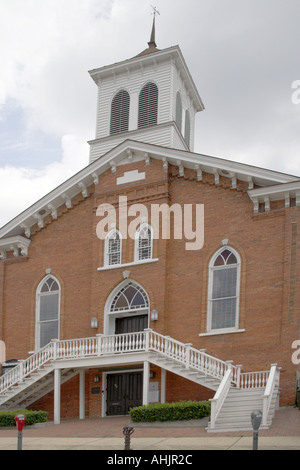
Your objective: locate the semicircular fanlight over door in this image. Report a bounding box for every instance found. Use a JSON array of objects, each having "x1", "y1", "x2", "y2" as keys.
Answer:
[
  {"x1": 110, "y1": 282, "x2": 149, "y2": 313},
  {"x1": 107, "y1": 281, "x2": 150, "y2": 335}
]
